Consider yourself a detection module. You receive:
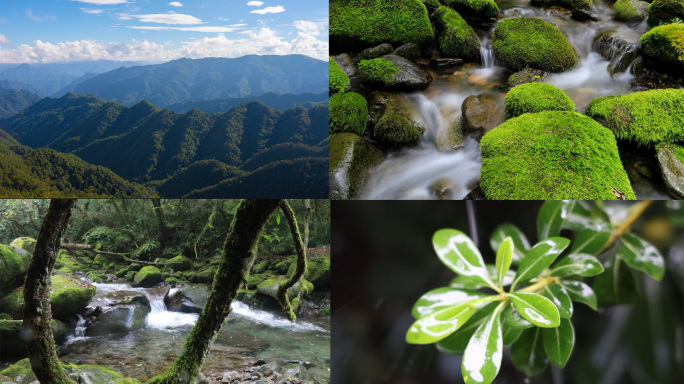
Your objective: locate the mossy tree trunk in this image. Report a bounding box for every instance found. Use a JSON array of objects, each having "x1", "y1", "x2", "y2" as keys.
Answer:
[
  {"x1": 151, "y1": 199, "x2": 169, "y2": 250},
  {"x1": 146, "y1": 199, "x2": 281, "y2": 384},
  {"x1": 275, "y1": 200, "x2": 308, "y2": 321},
  {"x1": 23, "y1": 199, "x2": 77, "y2": 384}
]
